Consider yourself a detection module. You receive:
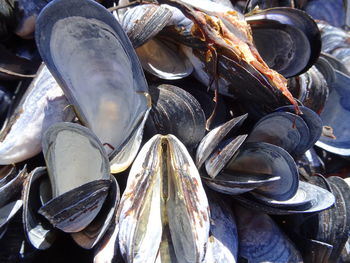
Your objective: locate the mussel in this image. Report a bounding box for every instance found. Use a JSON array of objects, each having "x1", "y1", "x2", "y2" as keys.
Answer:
[
  {"x1": 118, "y1": 134, "x2": 210, "y2": 263},
  {"x1": 39, "y1": 122, "x2": 112, "y2": 233},
  {"x1": 0, "y1": 64, "x2": 74, "y2": 165},
  {"x1": 36, "y1": 0, "x2": 151, "y2": 173}
]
